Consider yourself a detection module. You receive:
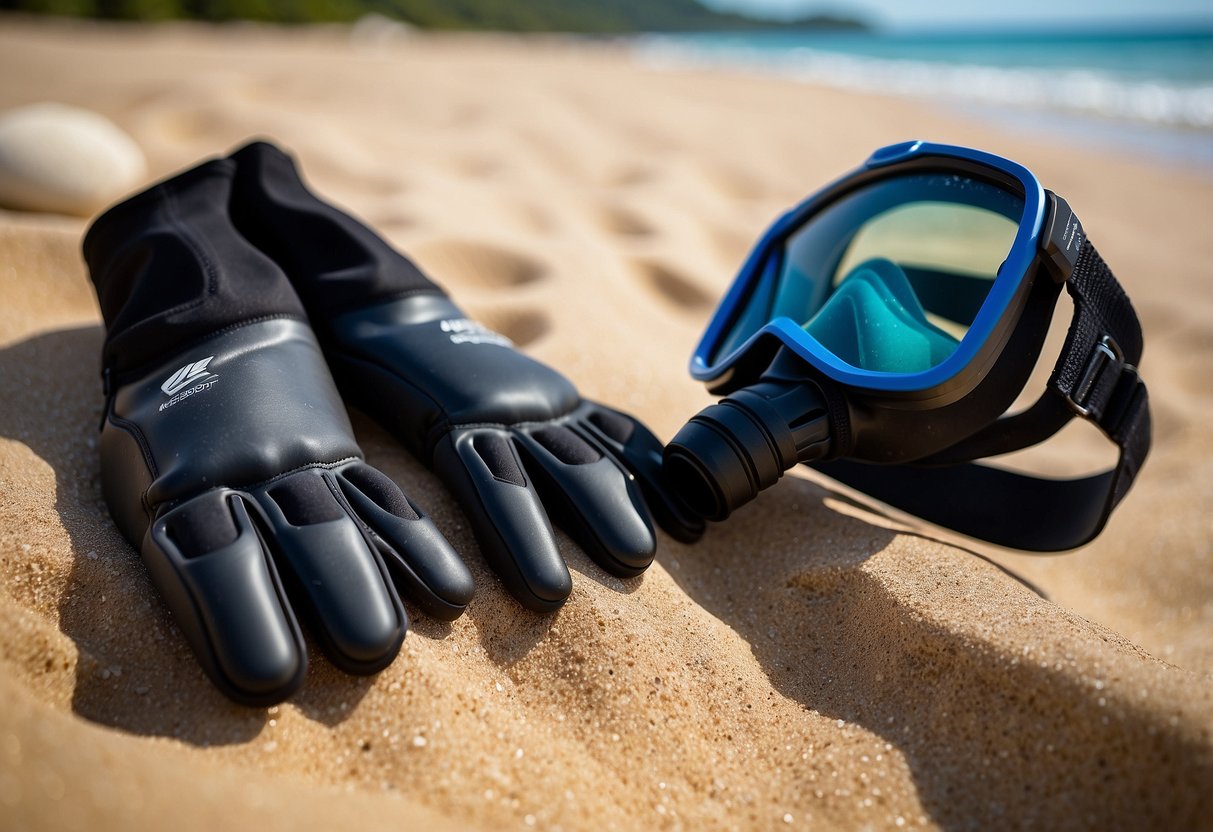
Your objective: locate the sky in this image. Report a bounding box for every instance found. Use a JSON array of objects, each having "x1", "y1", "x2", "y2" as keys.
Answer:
[{"x1": 701, "y1": 0, "x2": 1213, "y2": 29}]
